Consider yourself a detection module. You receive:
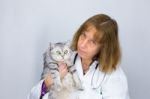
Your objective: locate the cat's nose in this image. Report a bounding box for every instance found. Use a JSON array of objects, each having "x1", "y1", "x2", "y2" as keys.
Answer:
[{"x1": 61, "y1": 55, "x2": 64, "y2": 59}]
